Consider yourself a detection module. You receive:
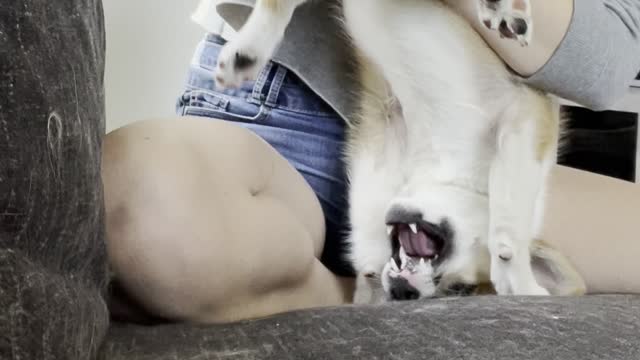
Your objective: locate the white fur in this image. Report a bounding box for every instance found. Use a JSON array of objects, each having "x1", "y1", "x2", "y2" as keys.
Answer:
[
  {"x1": 215, "y1": 0, "x2": 560, "y2": 302},
  {"x1": 215, "y1": 0, "x2": 305, "y2": 88}
]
